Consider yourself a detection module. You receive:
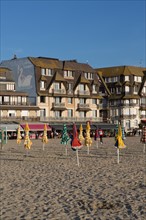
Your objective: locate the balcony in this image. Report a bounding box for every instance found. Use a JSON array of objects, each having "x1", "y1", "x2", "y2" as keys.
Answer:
[
  {"x1": 77, "y1": 90, "x2": 90, "y2": 96},
  {"x1": 52, "y1": 89, "x2": 66, "y2": 94},
  {"x1": 78, "y1": 103, "x2": 90, "y2": 108},
  {"x1": 40, "y1": 116, "x2": 103, "y2": 123},
  {"x1": 52, "y1": 102, "x2": 66, "y2": 111},
  {"x1": 77, "y1": 103, "x2": 91, "y2": 112},
  {"x1": 67, "y1": 89, "x2": 73, "y2": 95}
]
